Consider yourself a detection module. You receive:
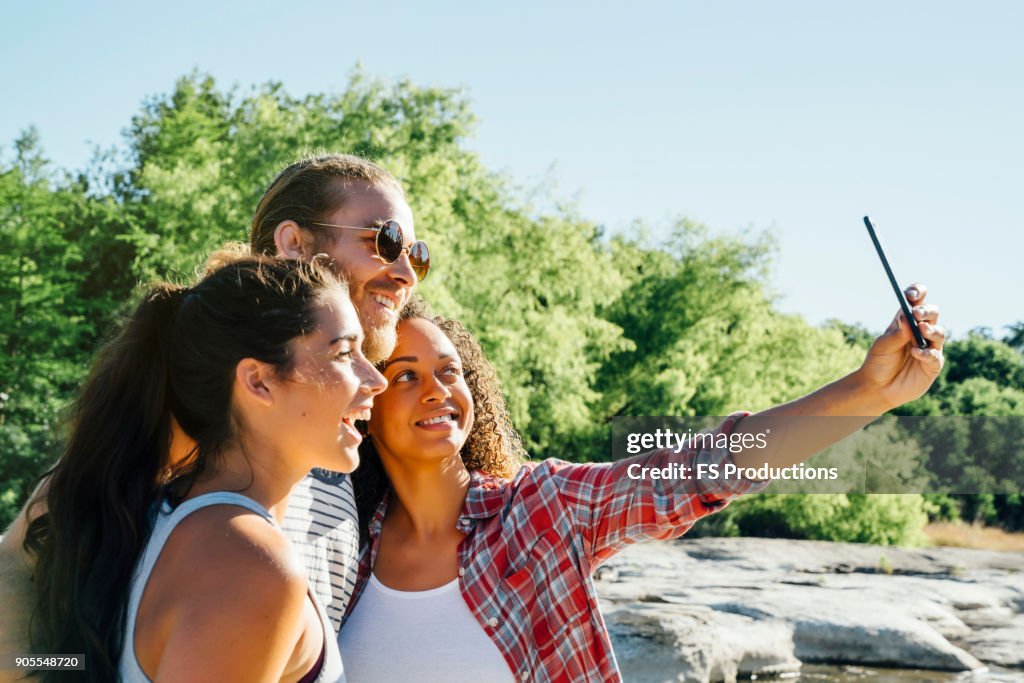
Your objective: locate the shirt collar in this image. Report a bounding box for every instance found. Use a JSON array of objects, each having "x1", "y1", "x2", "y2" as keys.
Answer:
[
  {"x1": 367, "y1": 469, "x2": 508, "y2": 539},
  {"x1": 368, "y1": 491, "x2": 389, "y2": 539},
  {"x1": 462, "y1": 469, "x2": 509, "y2": 519}
]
